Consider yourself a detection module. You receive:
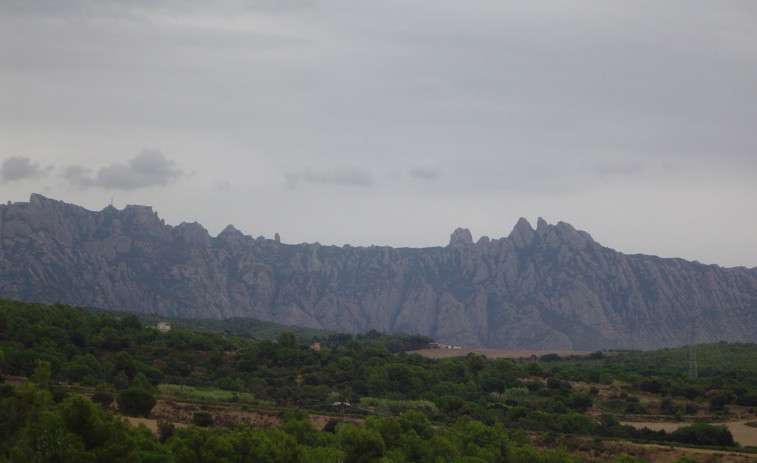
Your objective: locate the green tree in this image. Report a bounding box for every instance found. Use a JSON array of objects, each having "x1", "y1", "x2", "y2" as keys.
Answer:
[
  {"x1": 157, "y1": 420, "x2": 175, "y2": 443},
  {"x1": 672, "y1": 457, "x2": 700, "y2": 463},
  {"x1": 117, "y1": 387, "x2": 156, "y2": 417},
  {"x1": 113, "y1": 351, "x2": 137, "y2": 379},
  {"x1": 277, "y1": 331, "x2": 297, "y2": 348},
  {"x1": 670, "y1": 423, "x2": 734, "y2": 447},
  {"x1": 58, "y1": 394, "x2": 108, "y2": 450},
  {"x1": 612, "y1": 455, "x2": 649, "y2": 463},
  {"x1": 0, "y1": 349, "x2": 6, "y2": 382},
  {"x1": 340, "y1": 424, "x2": 386, "y2": 463},
  {"x1": 192, "y1": 411, "x2": 214, "y2": 427},
  {"x1": 31, "y1": 359, "x2": 51, "y2": 389},
  {"x1": 564, "y1": 392, "x2": 593, "y2": 412},
  {"x1": 120, "y1": 315, "x2": 143, "y2": 331}
]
